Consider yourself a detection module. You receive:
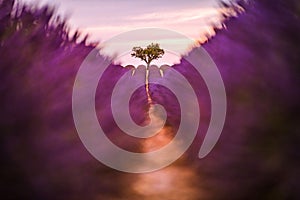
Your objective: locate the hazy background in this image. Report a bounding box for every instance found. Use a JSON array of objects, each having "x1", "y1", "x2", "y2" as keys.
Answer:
[{"x1": 20, "y1": 0, "x2": 238, "y2": 66}]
